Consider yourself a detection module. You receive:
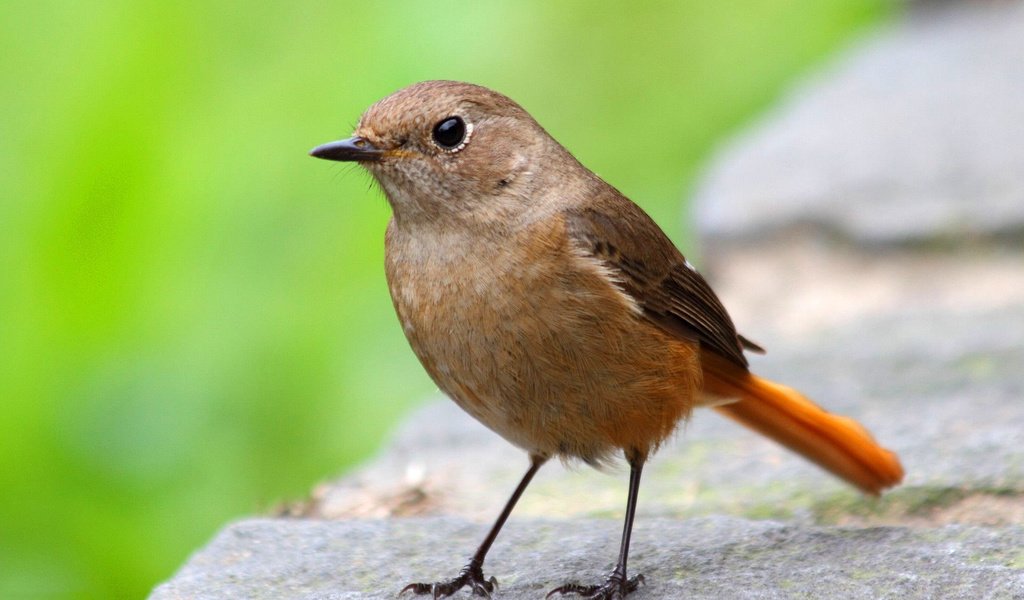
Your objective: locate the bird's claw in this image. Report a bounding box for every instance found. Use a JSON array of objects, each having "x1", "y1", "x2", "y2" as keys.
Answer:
[
  {"x1": 546, "y1": 572, "x2": 644, "y2": 599},
  {"x1": 400, "y1": 561, "x2": 498, "y2": 598}
]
